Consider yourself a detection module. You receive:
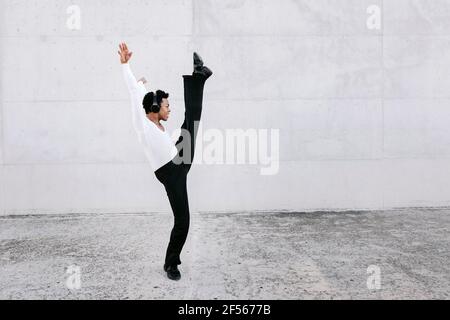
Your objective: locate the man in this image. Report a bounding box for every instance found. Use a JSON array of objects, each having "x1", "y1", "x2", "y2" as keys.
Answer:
[{"x1": 118, "y1": 43, "x2": 213, "y2": 281}]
